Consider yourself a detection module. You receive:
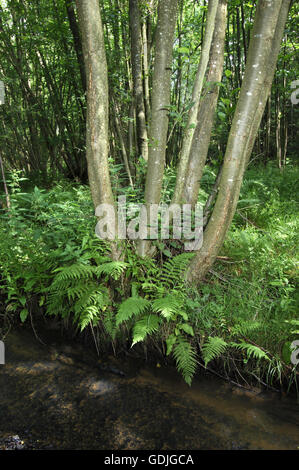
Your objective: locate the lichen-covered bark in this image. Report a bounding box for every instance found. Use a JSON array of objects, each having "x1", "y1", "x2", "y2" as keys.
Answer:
[
  {"x1": 75, "y1": 0, "x2": 114, "y2": 210},
  {"x1": 187, "y1": 0, "x2": 288, "y2": 283},
  {"x1": 183, "y1": 0, "x2": 227, "y2": 207},
  {"x1": 172, "y1": 0, "x2": 219, "y2": 205},
  {"x1": 138, "y1": 0, "x2": 179, "y2": 256}
]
